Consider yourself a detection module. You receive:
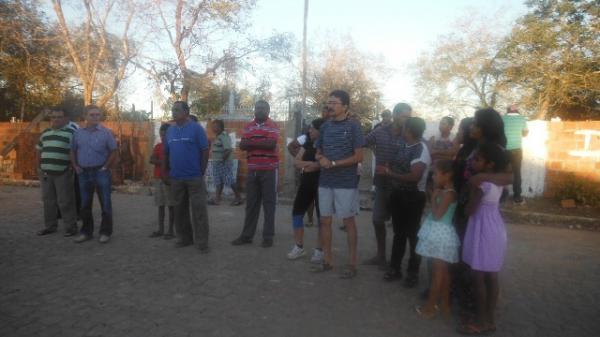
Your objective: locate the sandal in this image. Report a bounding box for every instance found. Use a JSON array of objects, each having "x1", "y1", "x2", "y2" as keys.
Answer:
[
  {"x1": 415, "y1": 305, "x2": 439, "y2": 319},
  {"x1": 310, "y1": 263, "x2": 333, "y2": 273},
  {"x1": 230, "y1": 199, "x2": 243, "y2": 206},
  {"x1": 457, "y1": 323, "x2": 486, "y2": 335},
  {"x1": 339, "y1": 265, "x2": 357, "y2": 279}
]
